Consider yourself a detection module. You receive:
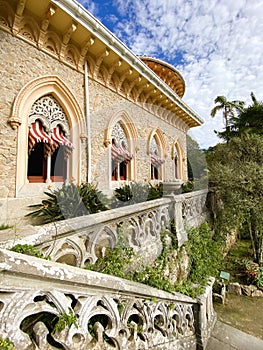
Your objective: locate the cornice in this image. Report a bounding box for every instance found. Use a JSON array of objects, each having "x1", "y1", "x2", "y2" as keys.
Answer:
[{"x1": 0, "y1": 0, "x2": 203, "y2": 129}]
